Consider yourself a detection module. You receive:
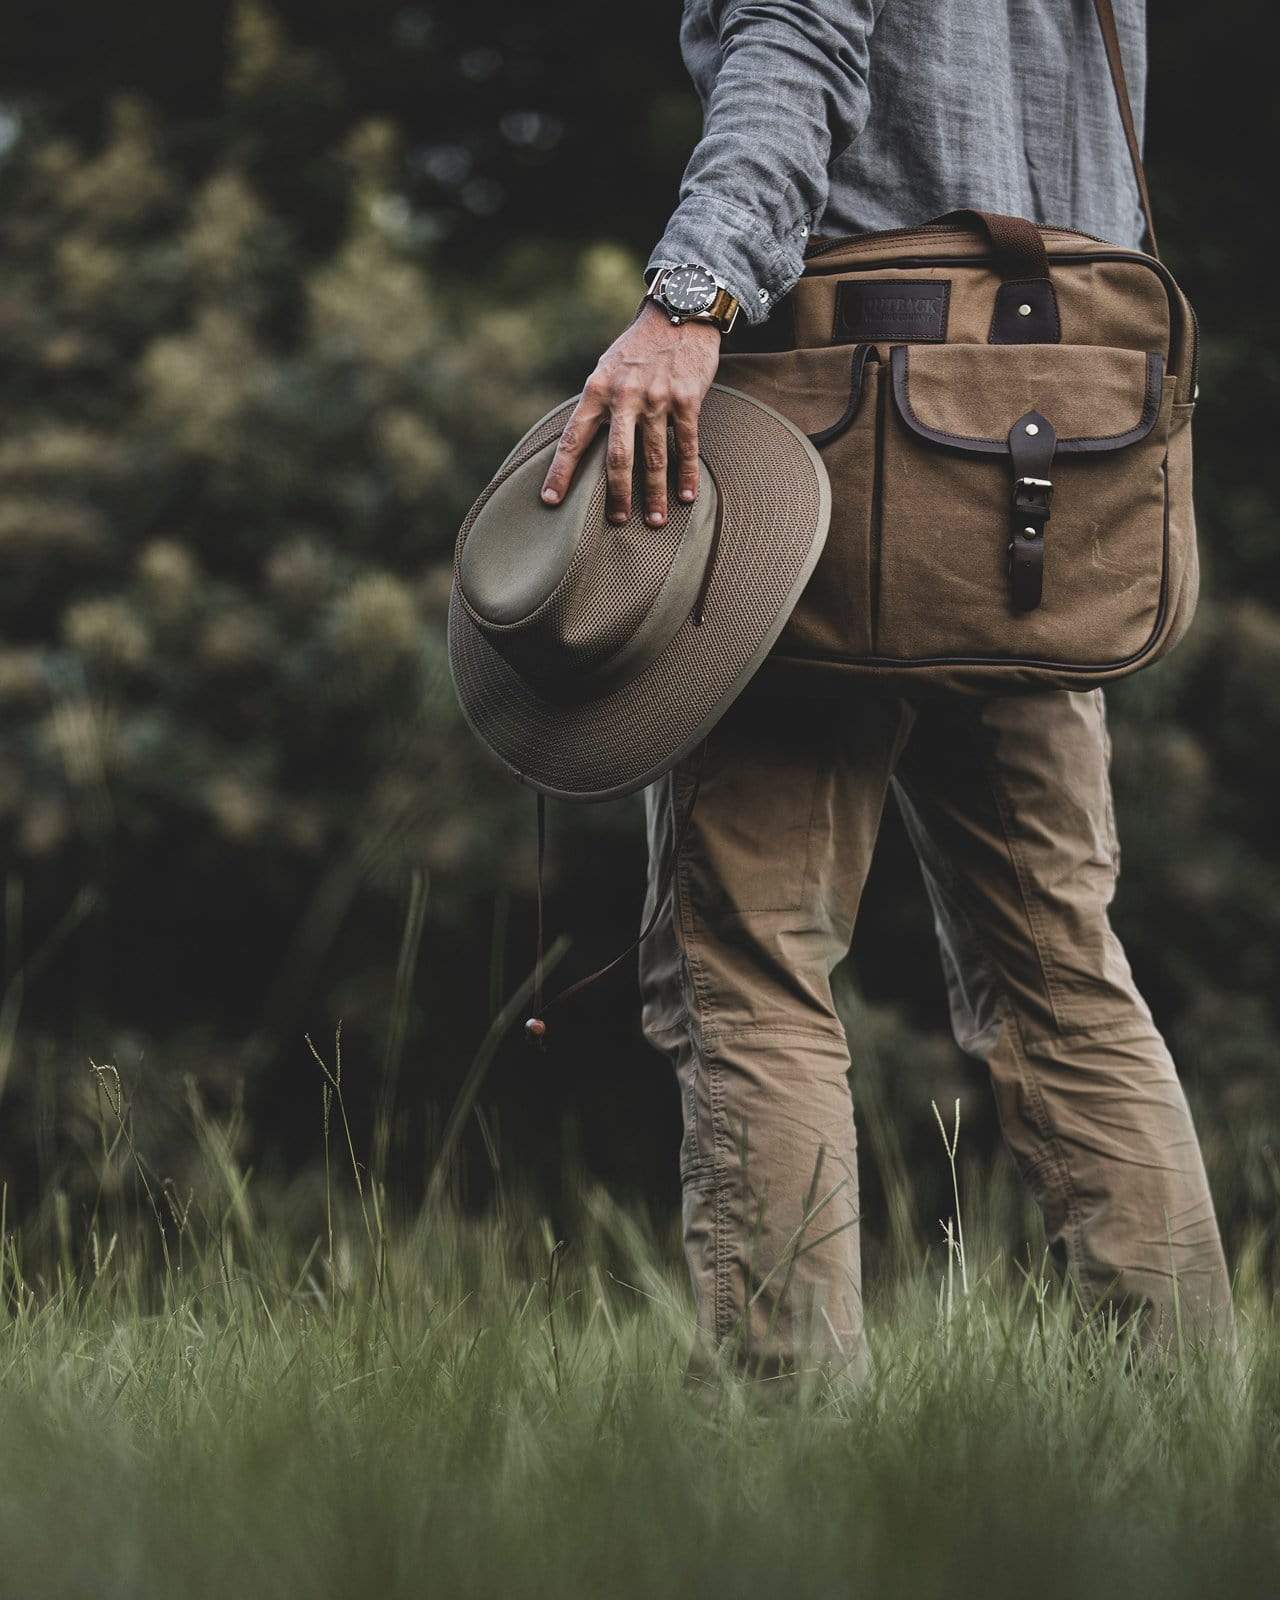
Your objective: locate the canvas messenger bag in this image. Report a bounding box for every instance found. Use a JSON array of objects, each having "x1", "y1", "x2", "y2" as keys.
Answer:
[{"x1": 720, "y1": 0, "x2": 1200, "y2": 696}]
